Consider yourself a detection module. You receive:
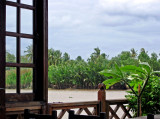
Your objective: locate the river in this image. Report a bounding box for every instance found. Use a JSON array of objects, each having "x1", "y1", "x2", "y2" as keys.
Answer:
[
  {"x1": 6, "y1": 89, "x2": 128, "y2": 102},
  {"x1": 48, "y1": 89, "x2": 127, "y2": 102}
]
